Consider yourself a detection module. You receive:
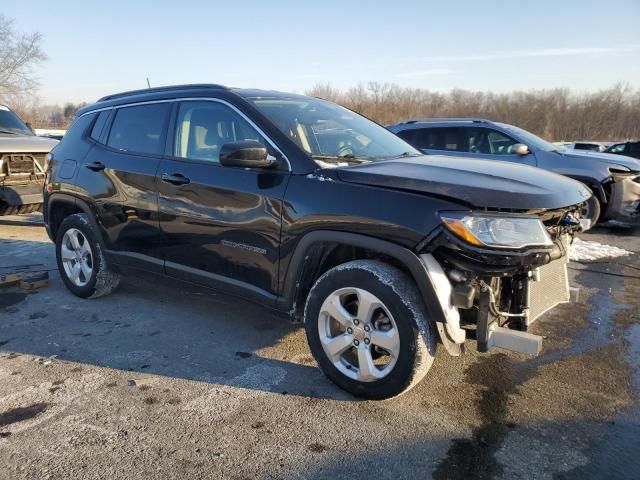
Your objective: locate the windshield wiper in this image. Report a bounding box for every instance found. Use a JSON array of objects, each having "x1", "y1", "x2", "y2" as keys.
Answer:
[
  {"x1": 0, "y1": 129, "x2": 19, "y2": 135},
  {"x1": 385, "y1": 151, "x2": 423, "y2": 159},
  {"x1": 311, "y1": 154, "x2": 370, "y2": 164}
]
